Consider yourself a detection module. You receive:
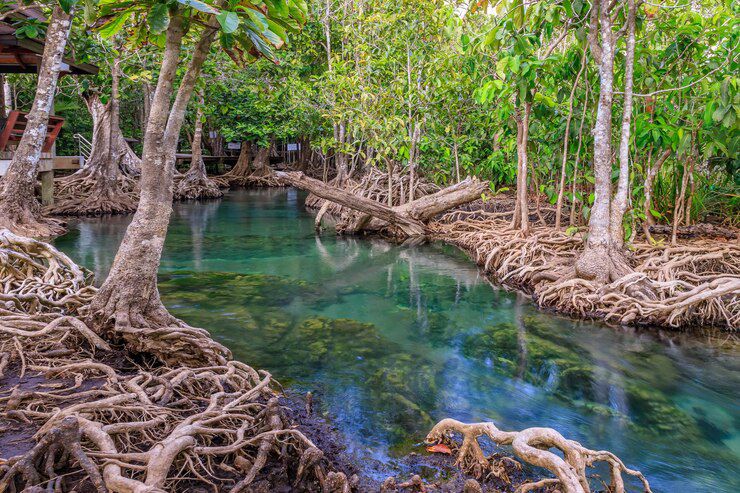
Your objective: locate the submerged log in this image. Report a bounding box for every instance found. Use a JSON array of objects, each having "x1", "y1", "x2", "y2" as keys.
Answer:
[{"x1": 276, "y1": 171, "x2": 487, "y2": 237}]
